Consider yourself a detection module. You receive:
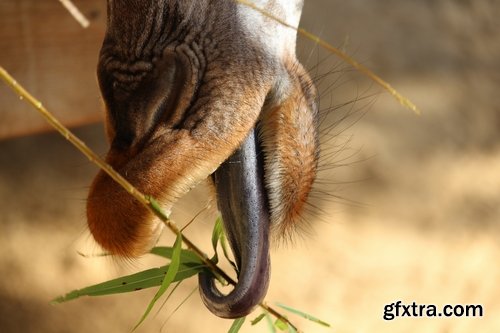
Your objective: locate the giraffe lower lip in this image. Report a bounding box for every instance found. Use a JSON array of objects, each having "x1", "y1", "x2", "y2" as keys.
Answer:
[{"x1": 199, "y1": 127, "x2": 271, "y2": 318}]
